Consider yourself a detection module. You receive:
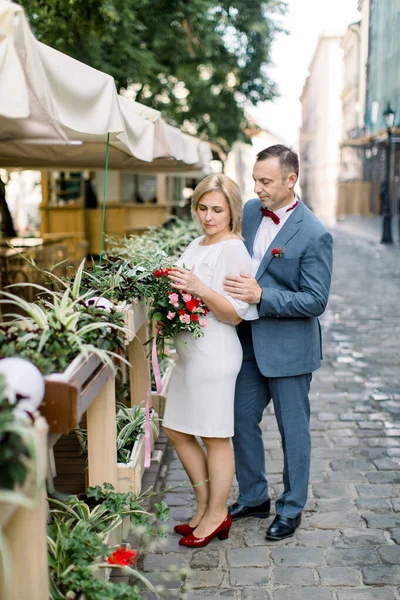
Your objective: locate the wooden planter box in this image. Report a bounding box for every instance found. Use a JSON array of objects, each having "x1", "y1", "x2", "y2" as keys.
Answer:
[
  {"x1": 118, "y1": 298, "x2": 148, "y2": 345},
  {"x1": 116, "y1": 434, "x2": 145, "y2": 495},
  {"x1": 93, "y1": 518, "x2": 125, "y2": 582},
  {"x1": 115, "y1": 405, "x2": 160, "y2": 495},
  {"x1": 1, "y1": 416, "x2": 49, "y2": 600},
  {"x1": 41, "y1": 352, "x2": 113, "y2": 434}
]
